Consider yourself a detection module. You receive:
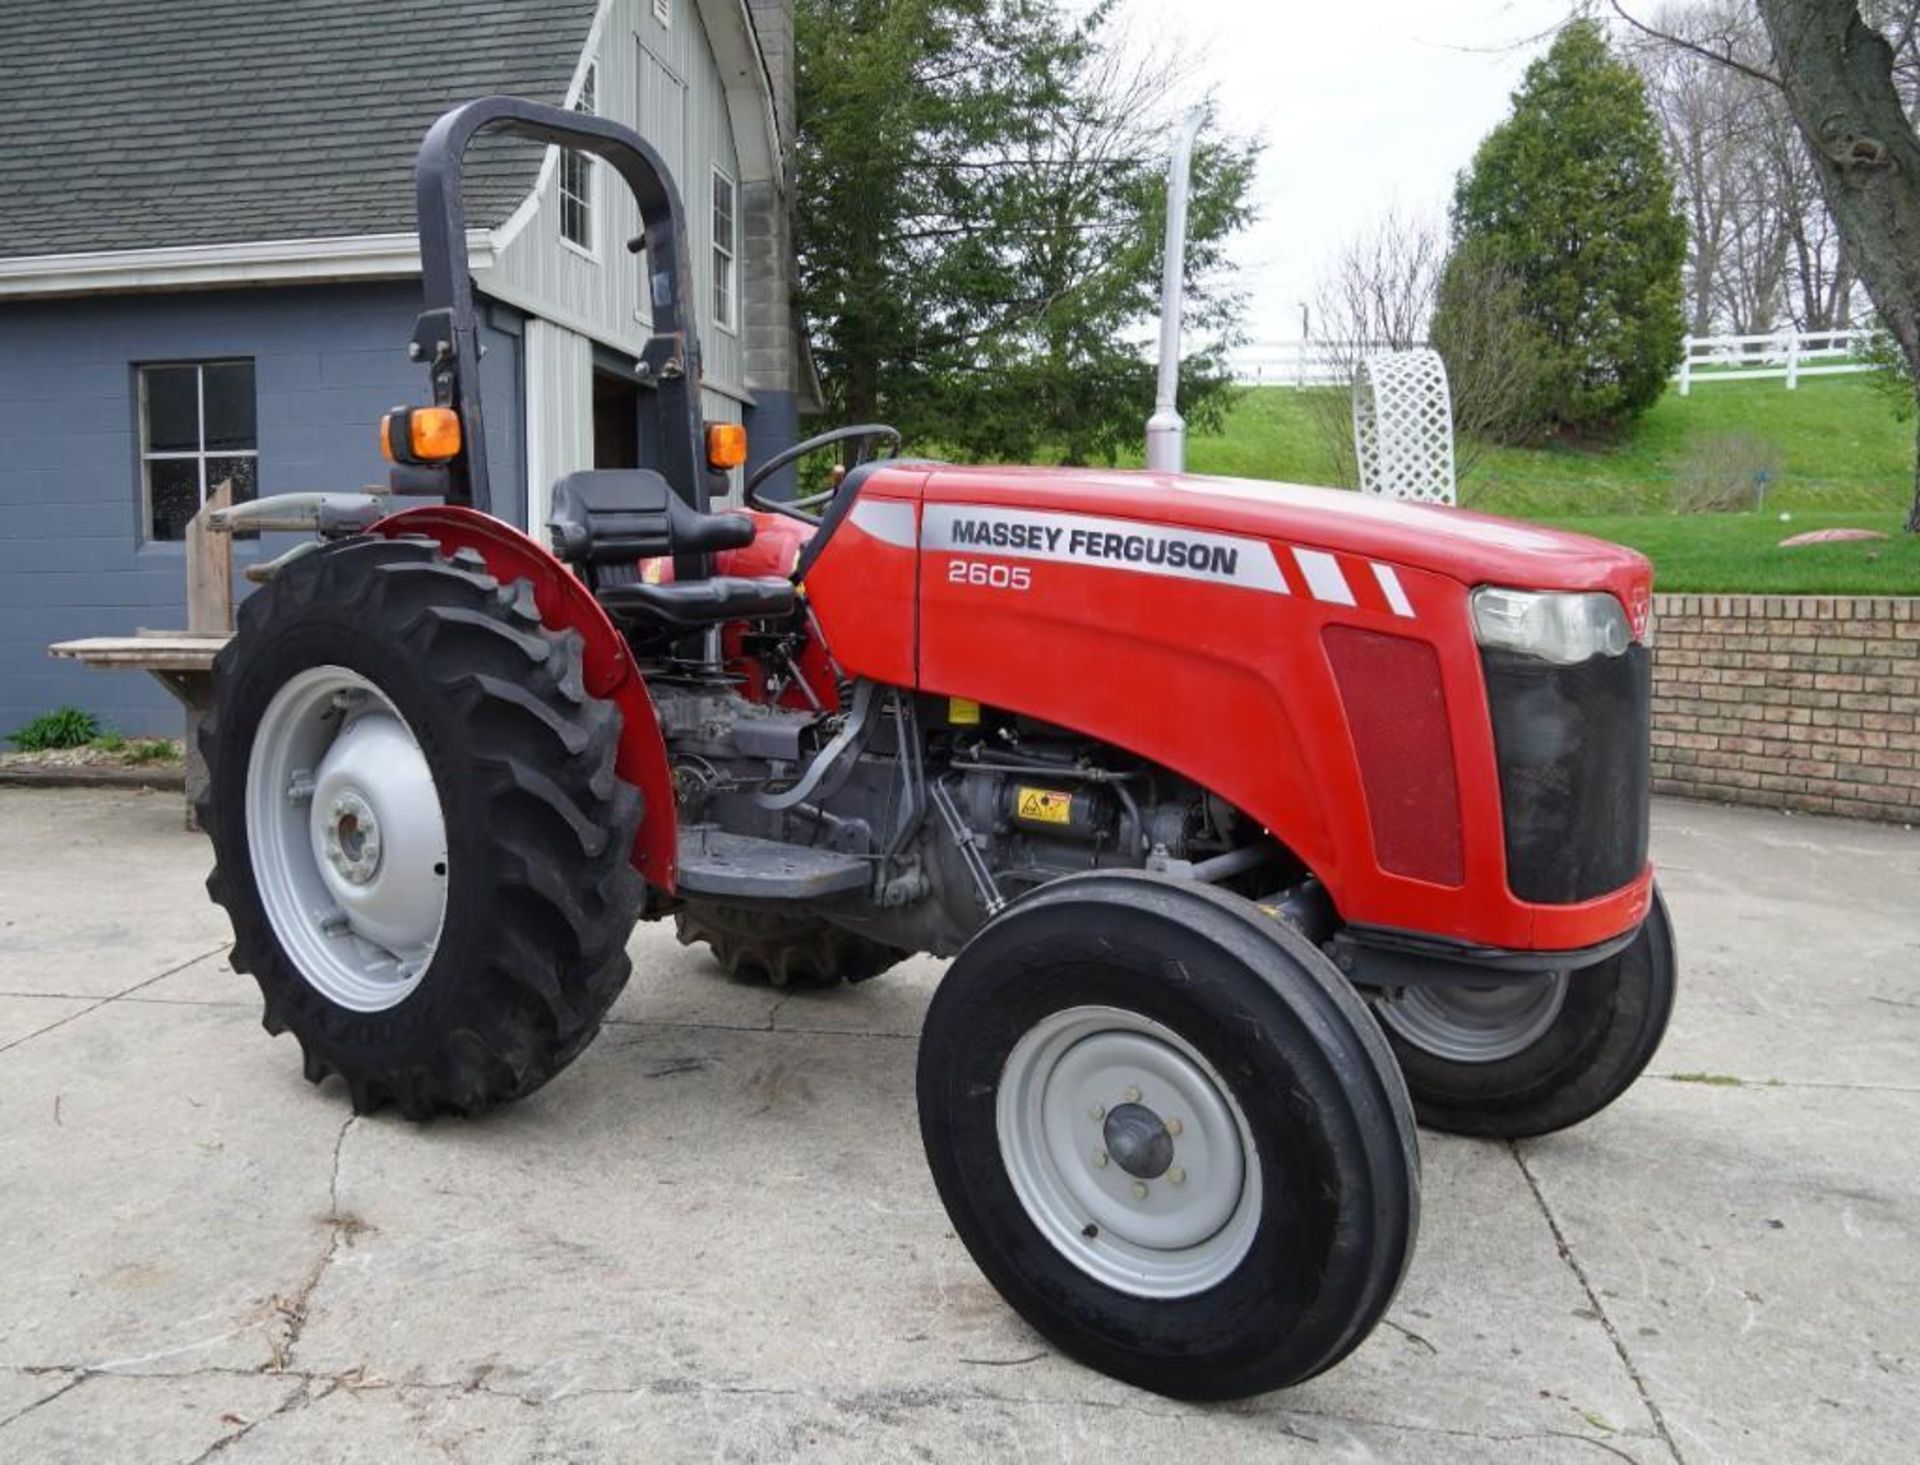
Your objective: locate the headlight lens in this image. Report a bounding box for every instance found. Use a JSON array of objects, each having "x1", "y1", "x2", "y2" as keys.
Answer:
[{"x1": 1471, "y1": 587, "x2": 1635, "y2": 665}]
